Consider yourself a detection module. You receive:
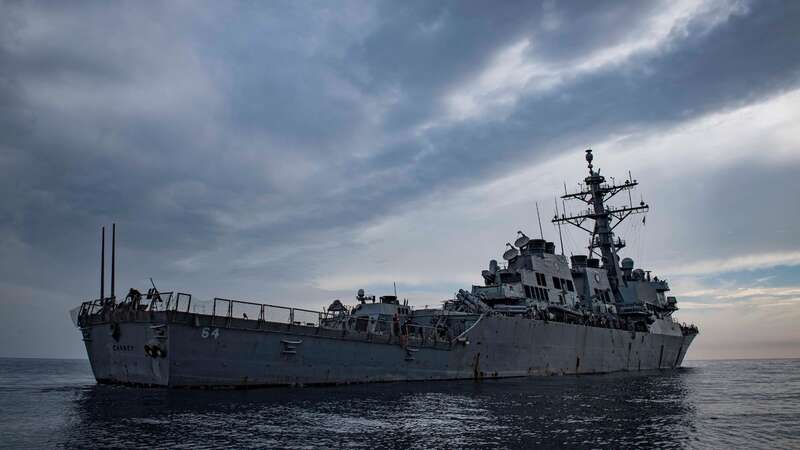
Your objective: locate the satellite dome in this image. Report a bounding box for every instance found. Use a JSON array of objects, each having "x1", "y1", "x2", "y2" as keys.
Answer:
[{"x1": 621, "y1": 258, "x2": 634, "y2": 270}]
